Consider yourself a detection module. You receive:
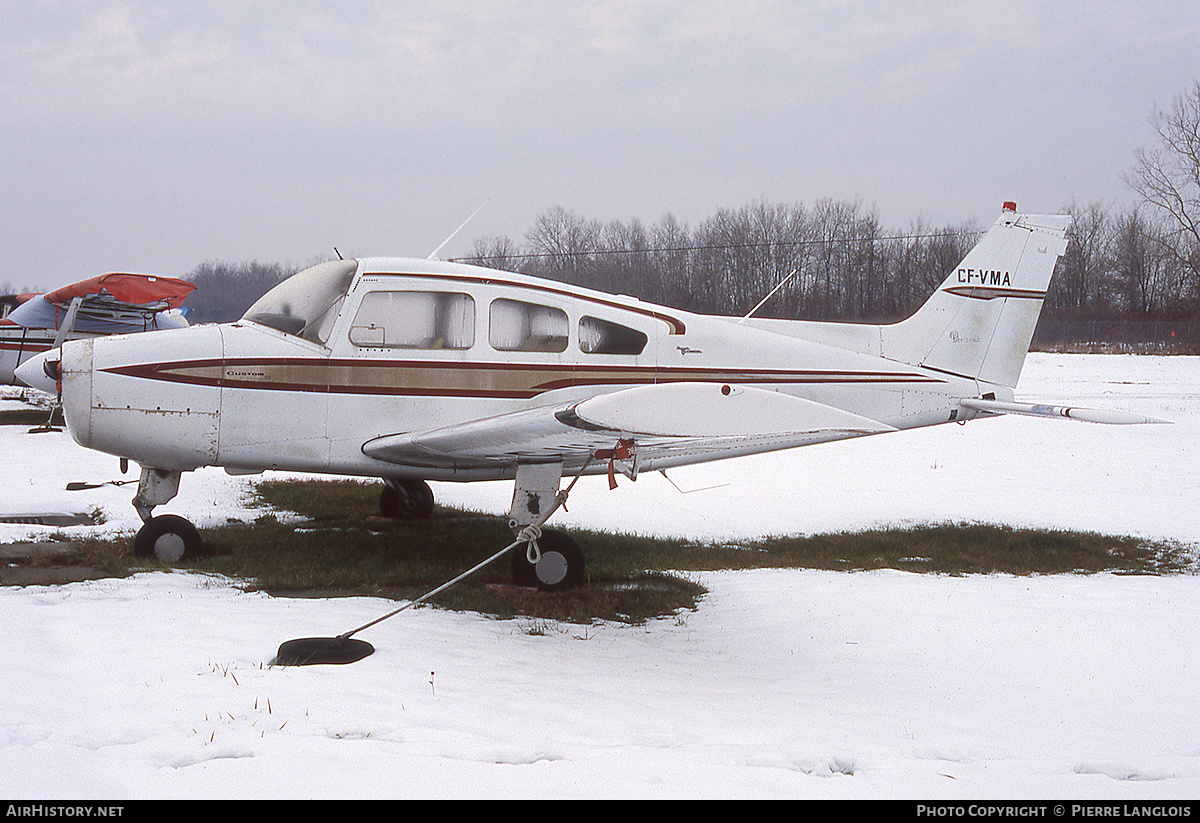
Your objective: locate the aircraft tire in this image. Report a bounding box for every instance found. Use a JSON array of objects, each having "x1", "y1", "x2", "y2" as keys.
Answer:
[
  {"x1": 510, "y1": 529, "x2": 586, "y2": 592},
  {"x1": 133, "y1": 514, "x2": 202, "y2": 563},
  {"x1": 380, "y1": 479, "x2": 435, "y2": 520}
]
